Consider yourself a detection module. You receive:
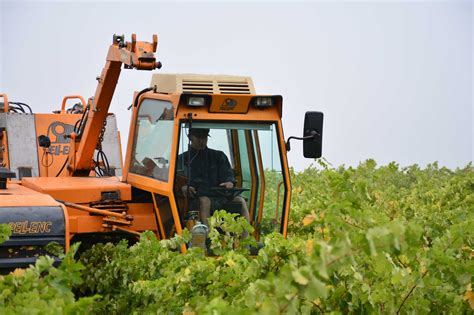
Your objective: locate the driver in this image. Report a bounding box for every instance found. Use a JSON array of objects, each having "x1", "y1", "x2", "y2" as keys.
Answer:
[{"x1": 177, "y1": 128, "x2": 250, "y2": 229}]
